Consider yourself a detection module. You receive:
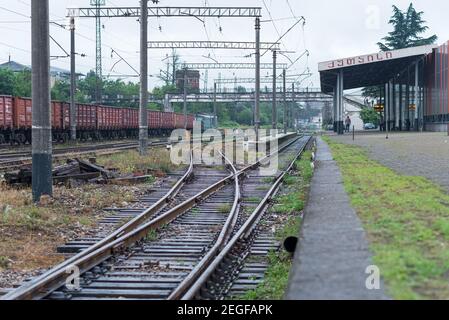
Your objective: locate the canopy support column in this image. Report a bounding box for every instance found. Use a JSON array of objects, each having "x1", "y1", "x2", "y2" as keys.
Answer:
[
  {"x1": 337, "y1": 69, "x2": 344, "y2": 134},
  {"x1": 415, "y1": 62, "x2": 420, "y2": 131},
  {"x1": 333, "y1": 86, "x2": 337, "y2": 132}
]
